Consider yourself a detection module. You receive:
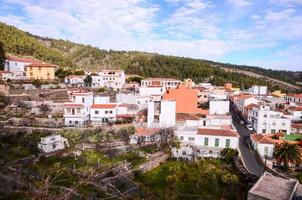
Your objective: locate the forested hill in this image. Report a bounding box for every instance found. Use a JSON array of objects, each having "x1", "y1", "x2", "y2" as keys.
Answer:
[{"x1": 0, "y1": 22, "x2": 301, "y2": 91}]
